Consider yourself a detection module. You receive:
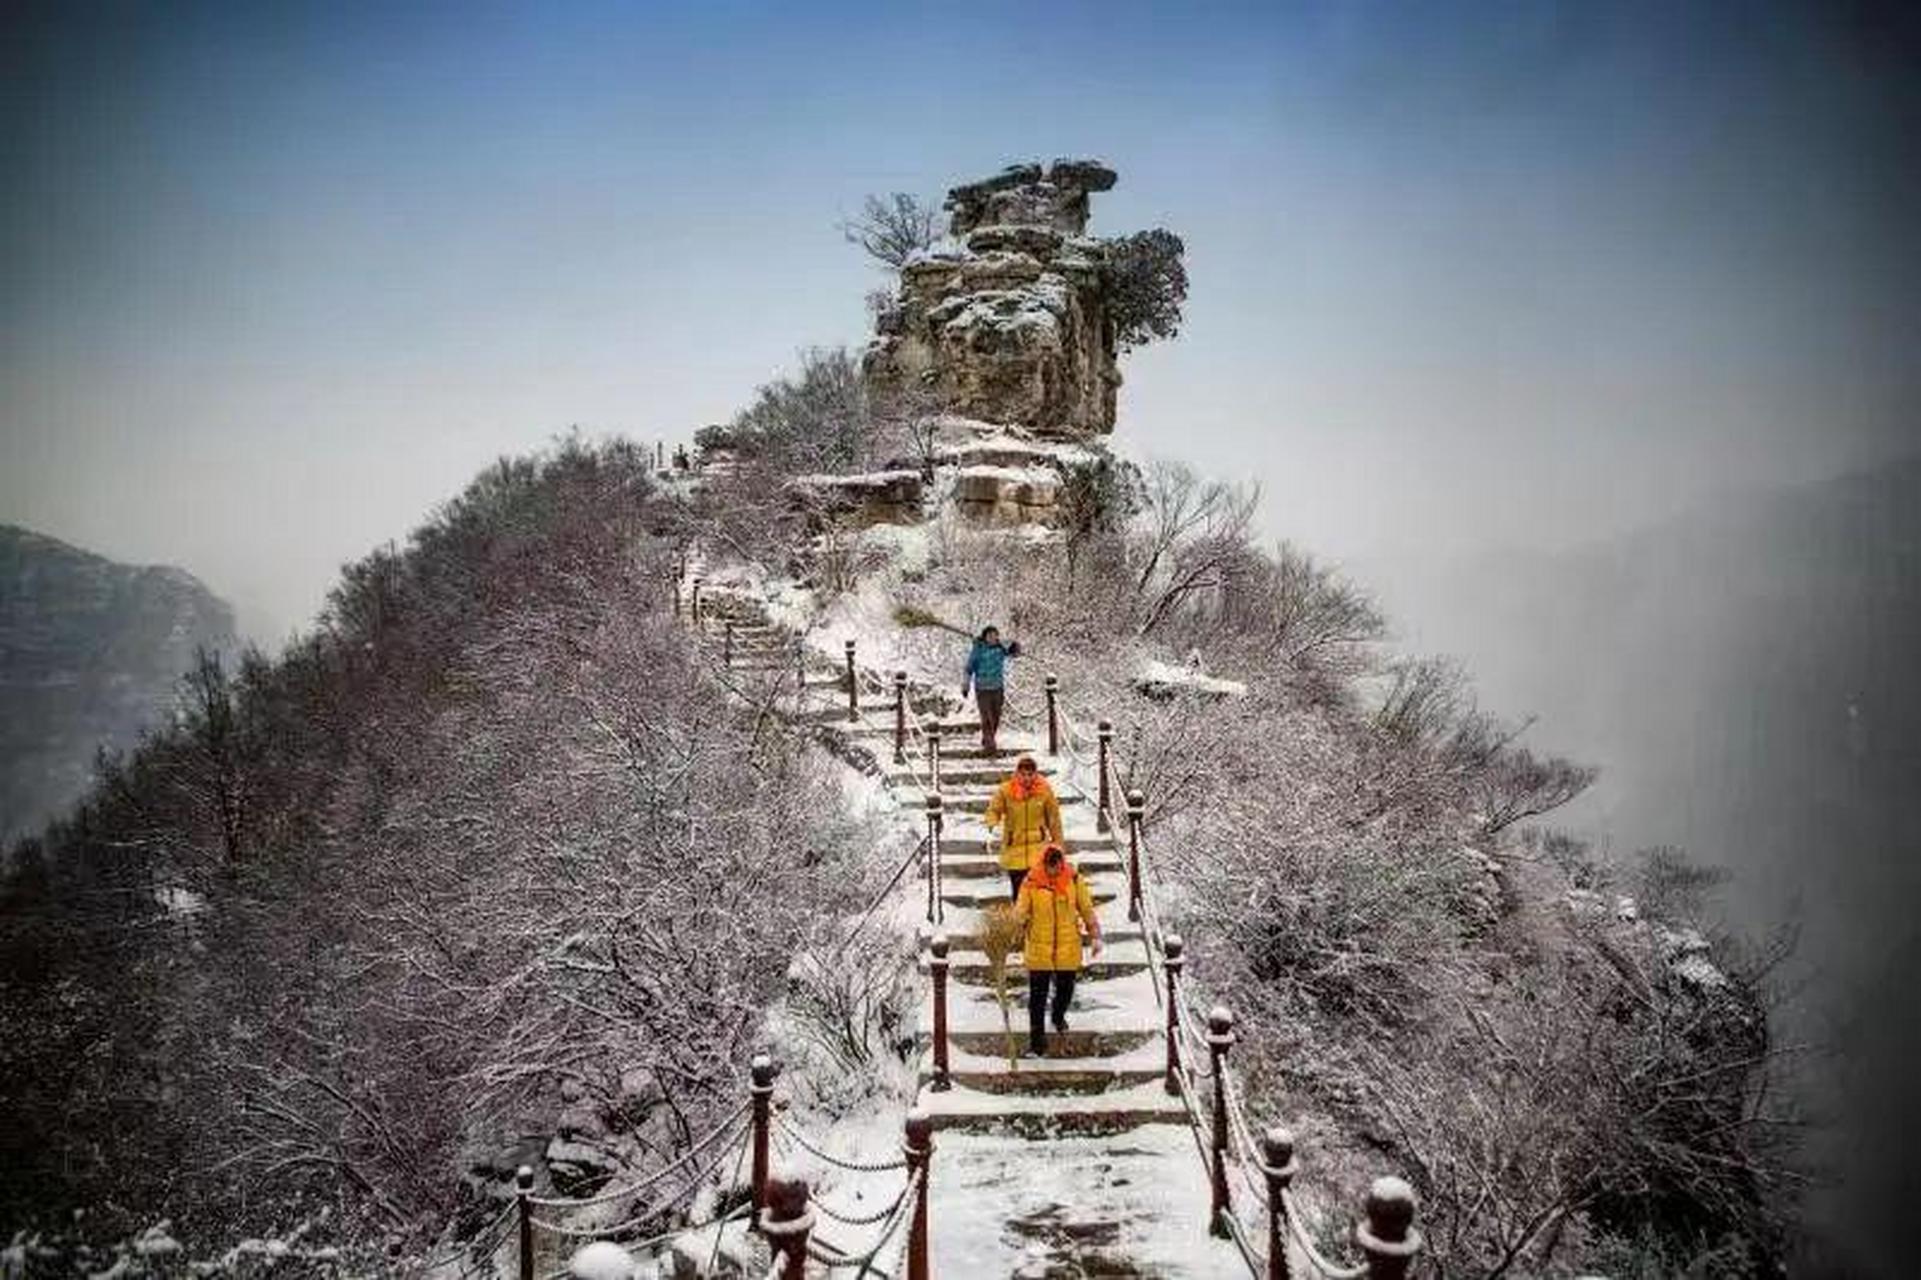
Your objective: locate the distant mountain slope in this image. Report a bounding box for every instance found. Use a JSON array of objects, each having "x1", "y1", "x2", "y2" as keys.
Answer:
[
  {"x1": 0, "y1": 525, "x2": 237, "y2": 843},
  {"x1": 1366, "y1": 455, "x2": 1921, "y2": 1277}
]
